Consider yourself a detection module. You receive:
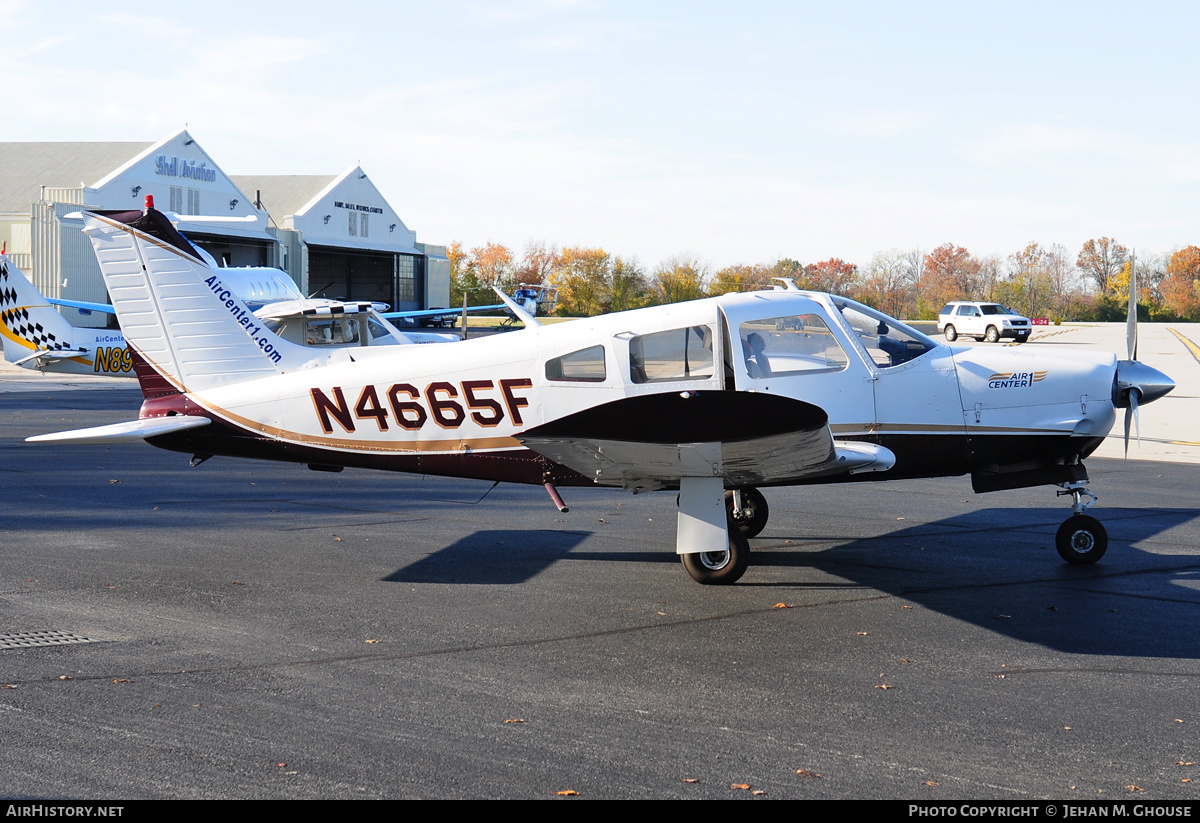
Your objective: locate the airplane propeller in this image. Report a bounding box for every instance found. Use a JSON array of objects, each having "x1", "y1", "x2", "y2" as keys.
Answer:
[{"x1": 1113, "y1": 251, "x2": 1173, "y2": 456}]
